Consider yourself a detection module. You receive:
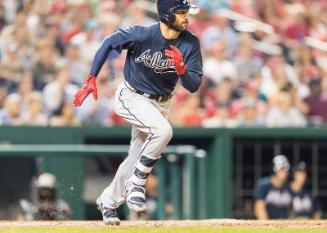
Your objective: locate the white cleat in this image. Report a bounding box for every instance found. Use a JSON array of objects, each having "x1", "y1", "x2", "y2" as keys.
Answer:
[{"x1": 96, "y1": 198, "x2": 120, "y2": 225}]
